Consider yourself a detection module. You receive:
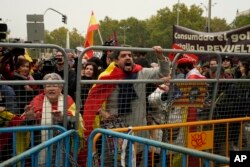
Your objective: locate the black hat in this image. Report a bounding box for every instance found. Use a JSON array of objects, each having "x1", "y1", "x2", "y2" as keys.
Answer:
[
  {"x1": 222, "y1": 55, "x2": 233, "y2": 66},
  {"x1": 222, "y1": 55, "x2": 231, "y2": 61}
]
